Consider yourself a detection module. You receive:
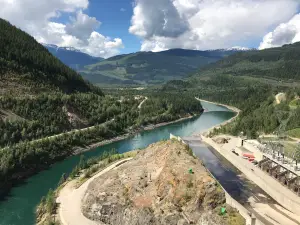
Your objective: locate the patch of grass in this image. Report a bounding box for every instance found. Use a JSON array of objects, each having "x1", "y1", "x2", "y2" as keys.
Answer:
[
  {"x1": 187, "y1": 178, "x2": 193, "y2": 188},
  {"x1": 36, "y1": 189, "x2": 58, "y2": 225},
  {"x1": 289, "y1": 99, "x2": 300, "y2": 109},
  {"x1": 287, "y1": 128, "x2": 300, "y2": 138},
  {"x1": 214, "y1": 205, "x2": 245, "y2": 225},
  {"x1": 225, "y1": 206, "x2": 246, "y2": 225},
  {"x1": 185, "y1": 145, "x2": 196, "y2": 158}
]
